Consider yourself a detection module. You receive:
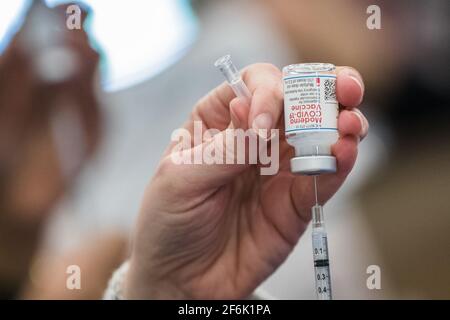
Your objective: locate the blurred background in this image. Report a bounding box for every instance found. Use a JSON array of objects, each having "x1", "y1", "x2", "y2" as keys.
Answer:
[{"x1": 0, "y1": 0, "x2": 449, "y2": 299}]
